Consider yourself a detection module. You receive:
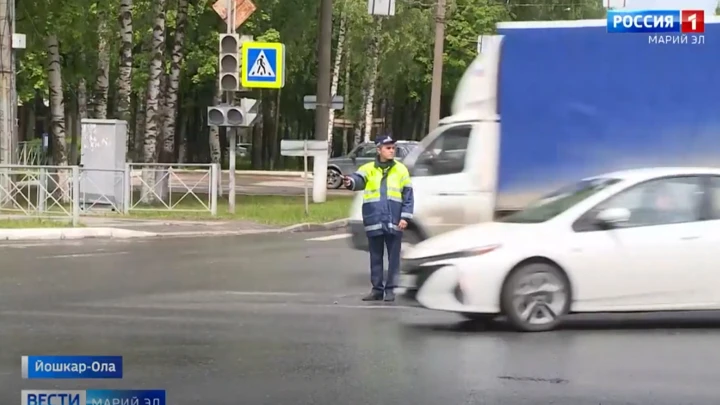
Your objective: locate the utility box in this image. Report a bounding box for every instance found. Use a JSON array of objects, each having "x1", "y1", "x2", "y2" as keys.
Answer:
[{"x1": 80, "y1": 119, "x2": 128, "y2": 211}]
